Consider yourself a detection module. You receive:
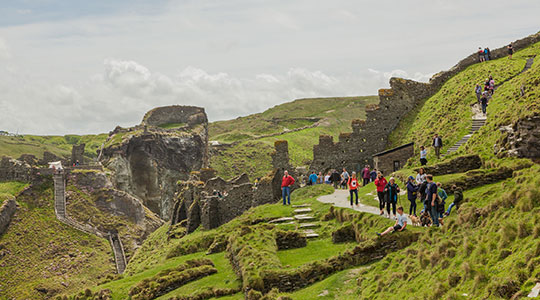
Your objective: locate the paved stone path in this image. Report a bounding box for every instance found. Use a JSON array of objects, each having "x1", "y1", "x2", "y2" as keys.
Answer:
[{"x1": 317, "y1": 189, "x2": 413, "y2": 224}]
